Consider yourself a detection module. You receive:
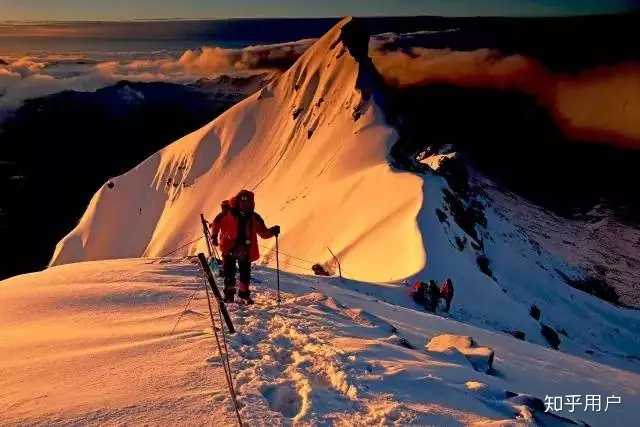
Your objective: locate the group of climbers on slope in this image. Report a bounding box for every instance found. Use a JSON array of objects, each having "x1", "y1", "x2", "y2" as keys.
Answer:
[{"x1": 410, "y1": 278, "x2": 455, "y2": 313}]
